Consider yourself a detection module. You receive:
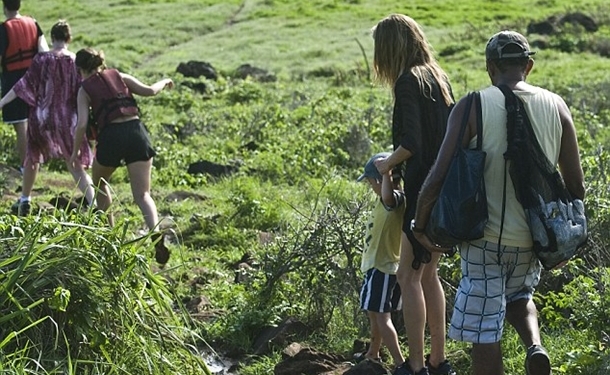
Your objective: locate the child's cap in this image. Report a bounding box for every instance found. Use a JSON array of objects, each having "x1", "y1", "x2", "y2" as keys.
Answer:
[{"x1": 356, "y1": 152, "x2": 391, "y2": 182}]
